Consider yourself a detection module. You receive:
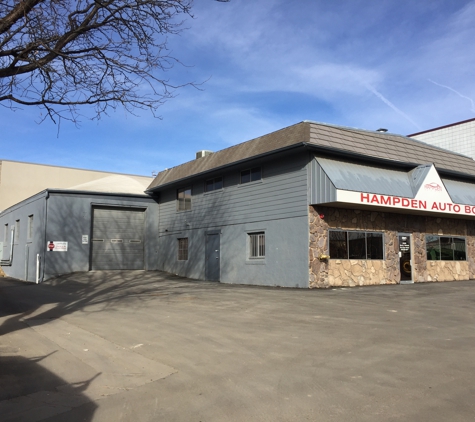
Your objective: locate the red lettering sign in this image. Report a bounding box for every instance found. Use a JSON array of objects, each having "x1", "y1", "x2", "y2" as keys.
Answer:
[{"x1": 356, "y1": 192, "x2": 470, "y2": 216}]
